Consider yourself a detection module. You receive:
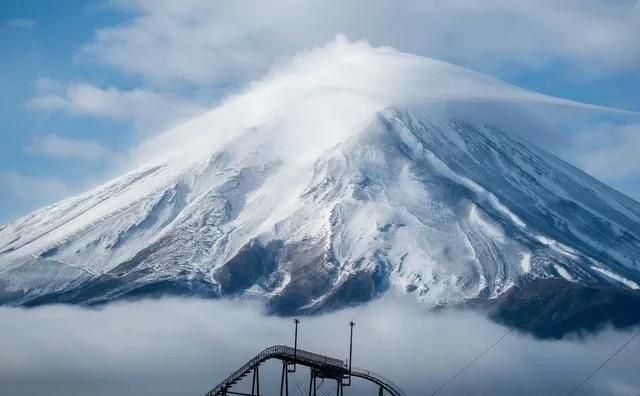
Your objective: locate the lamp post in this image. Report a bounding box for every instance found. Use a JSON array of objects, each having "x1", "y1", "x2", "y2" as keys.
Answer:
[
  {"x1": 292, "y1": 318, "x2": 300, "y2": 372},
  {"x1": 348, "y1": 321, "x2": 355, "y2": 375},
  {"x1": 294, "y1": 319, "x2": 300, "y2": 356}
]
